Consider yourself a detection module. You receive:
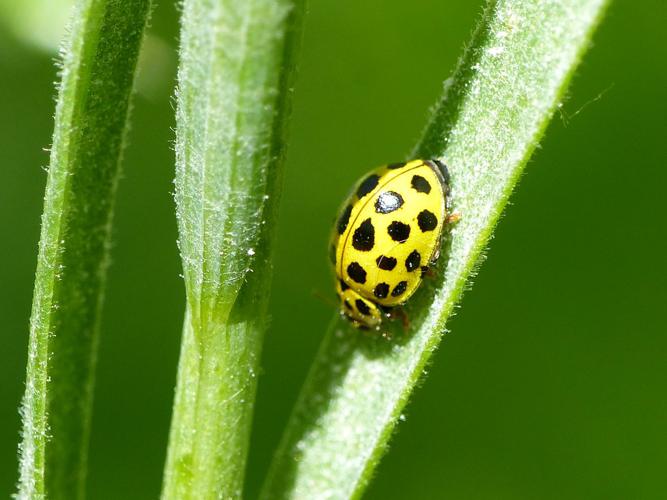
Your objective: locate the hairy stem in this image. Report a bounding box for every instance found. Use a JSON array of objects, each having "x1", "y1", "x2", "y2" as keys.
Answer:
[
  {"x1": 161, "y1": 0, "x2": 304, "y2": 498},
  {"x1": 16, "y1": 0, "x2": 151, "y2": 498}
]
